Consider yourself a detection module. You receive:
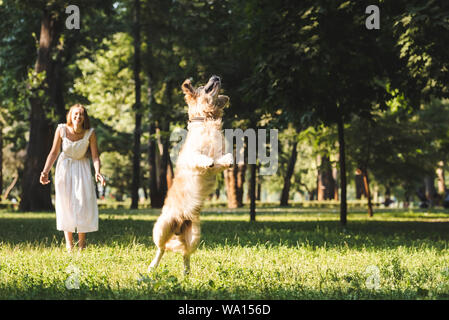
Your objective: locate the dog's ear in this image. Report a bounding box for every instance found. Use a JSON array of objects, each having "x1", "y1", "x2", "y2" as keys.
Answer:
[
  {"x1": 216, "y1": 95, "x2": 230, "y2": 108},
  {"x1": 182, "y1": 79, "x2": 196, "y2": 98}
]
